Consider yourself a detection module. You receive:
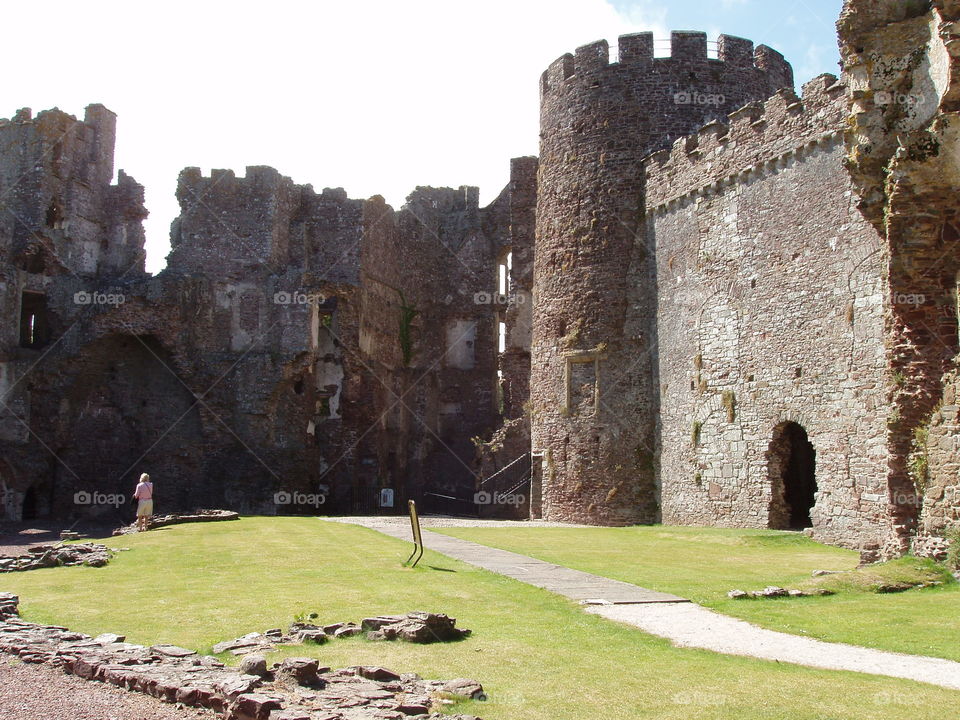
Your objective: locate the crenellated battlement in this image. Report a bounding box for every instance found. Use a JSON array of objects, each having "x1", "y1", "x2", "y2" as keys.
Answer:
[
  {"x1": 644, "y1": 74, "x2": 849, "y2": 211},
  {"x1": 540, "y1": 32, "x2": 793, "y2": 96}
]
